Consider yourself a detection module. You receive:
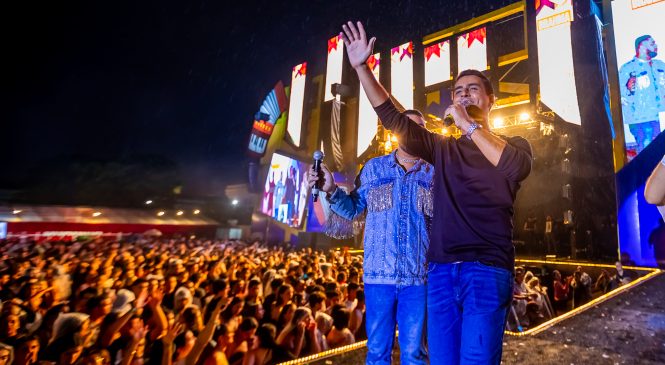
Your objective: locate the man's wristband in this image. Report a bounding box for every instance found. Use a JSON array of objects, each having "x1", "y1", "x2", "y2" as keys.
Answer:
[{"x1": 465, "y1": 122, "x2": 481, "y2": 140}]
